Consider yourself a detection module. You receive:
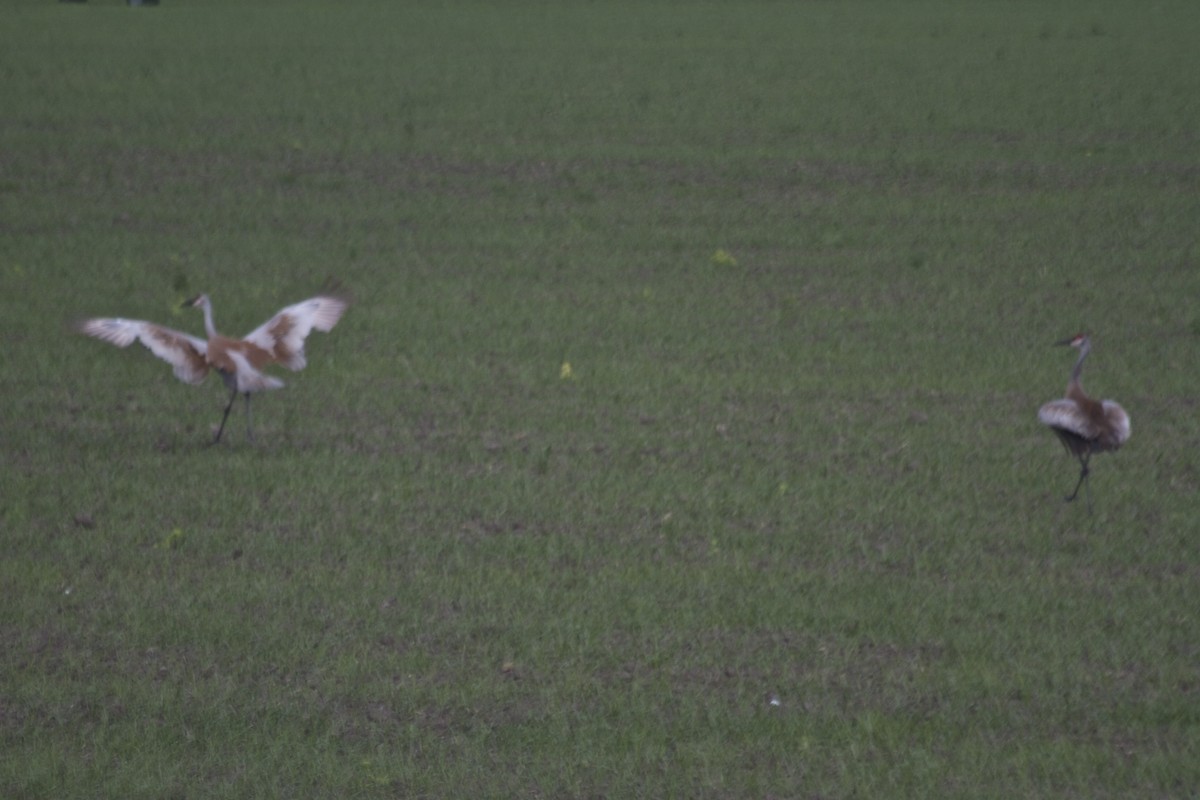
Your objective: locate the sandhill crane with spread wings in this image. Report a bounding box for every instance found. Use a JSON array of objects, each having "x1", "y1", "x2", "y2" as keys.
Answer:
[
  {"x1": 77, "y1": 292, "x2": 349, "y2": 443},
  {"x1": 1037, "y1": 333, "x2": 1130, "y2": 513}
]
